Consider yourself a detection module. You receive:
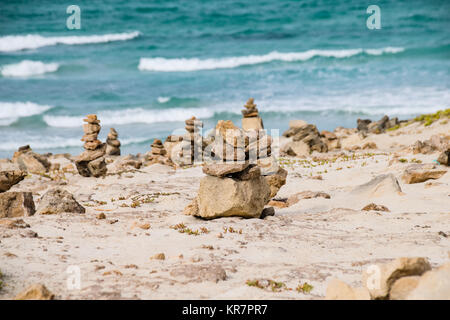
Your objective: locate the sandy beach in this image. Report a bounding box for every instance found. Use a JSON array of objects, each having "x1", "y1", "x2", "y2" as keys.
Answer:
[{"x1": 1, "y1": 111, "x2": 449, "y2": 300}]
